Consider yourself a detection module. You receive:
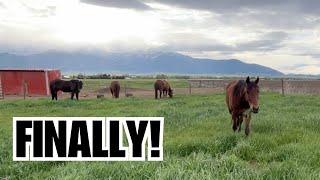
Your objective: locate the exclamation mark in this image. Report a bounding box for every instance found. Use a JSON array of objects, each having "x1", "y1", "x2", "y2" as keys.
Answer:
[{"x1": 150, "y1": 121, "x2": 160, "y2": 158}]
